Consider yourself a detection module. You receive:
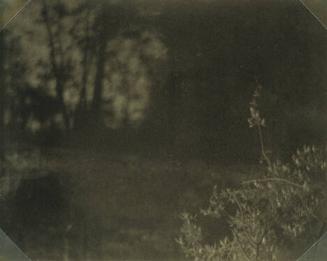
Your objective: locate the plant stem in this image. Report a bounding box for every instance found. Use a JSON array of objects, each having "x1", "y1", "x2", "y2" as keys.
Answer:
[
  {"x1": 257, "y1": 125, "x2": 271, "y2": 168},
  {"x1": 243, "y1": 178, "x2": 304, "y2": 189}
]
